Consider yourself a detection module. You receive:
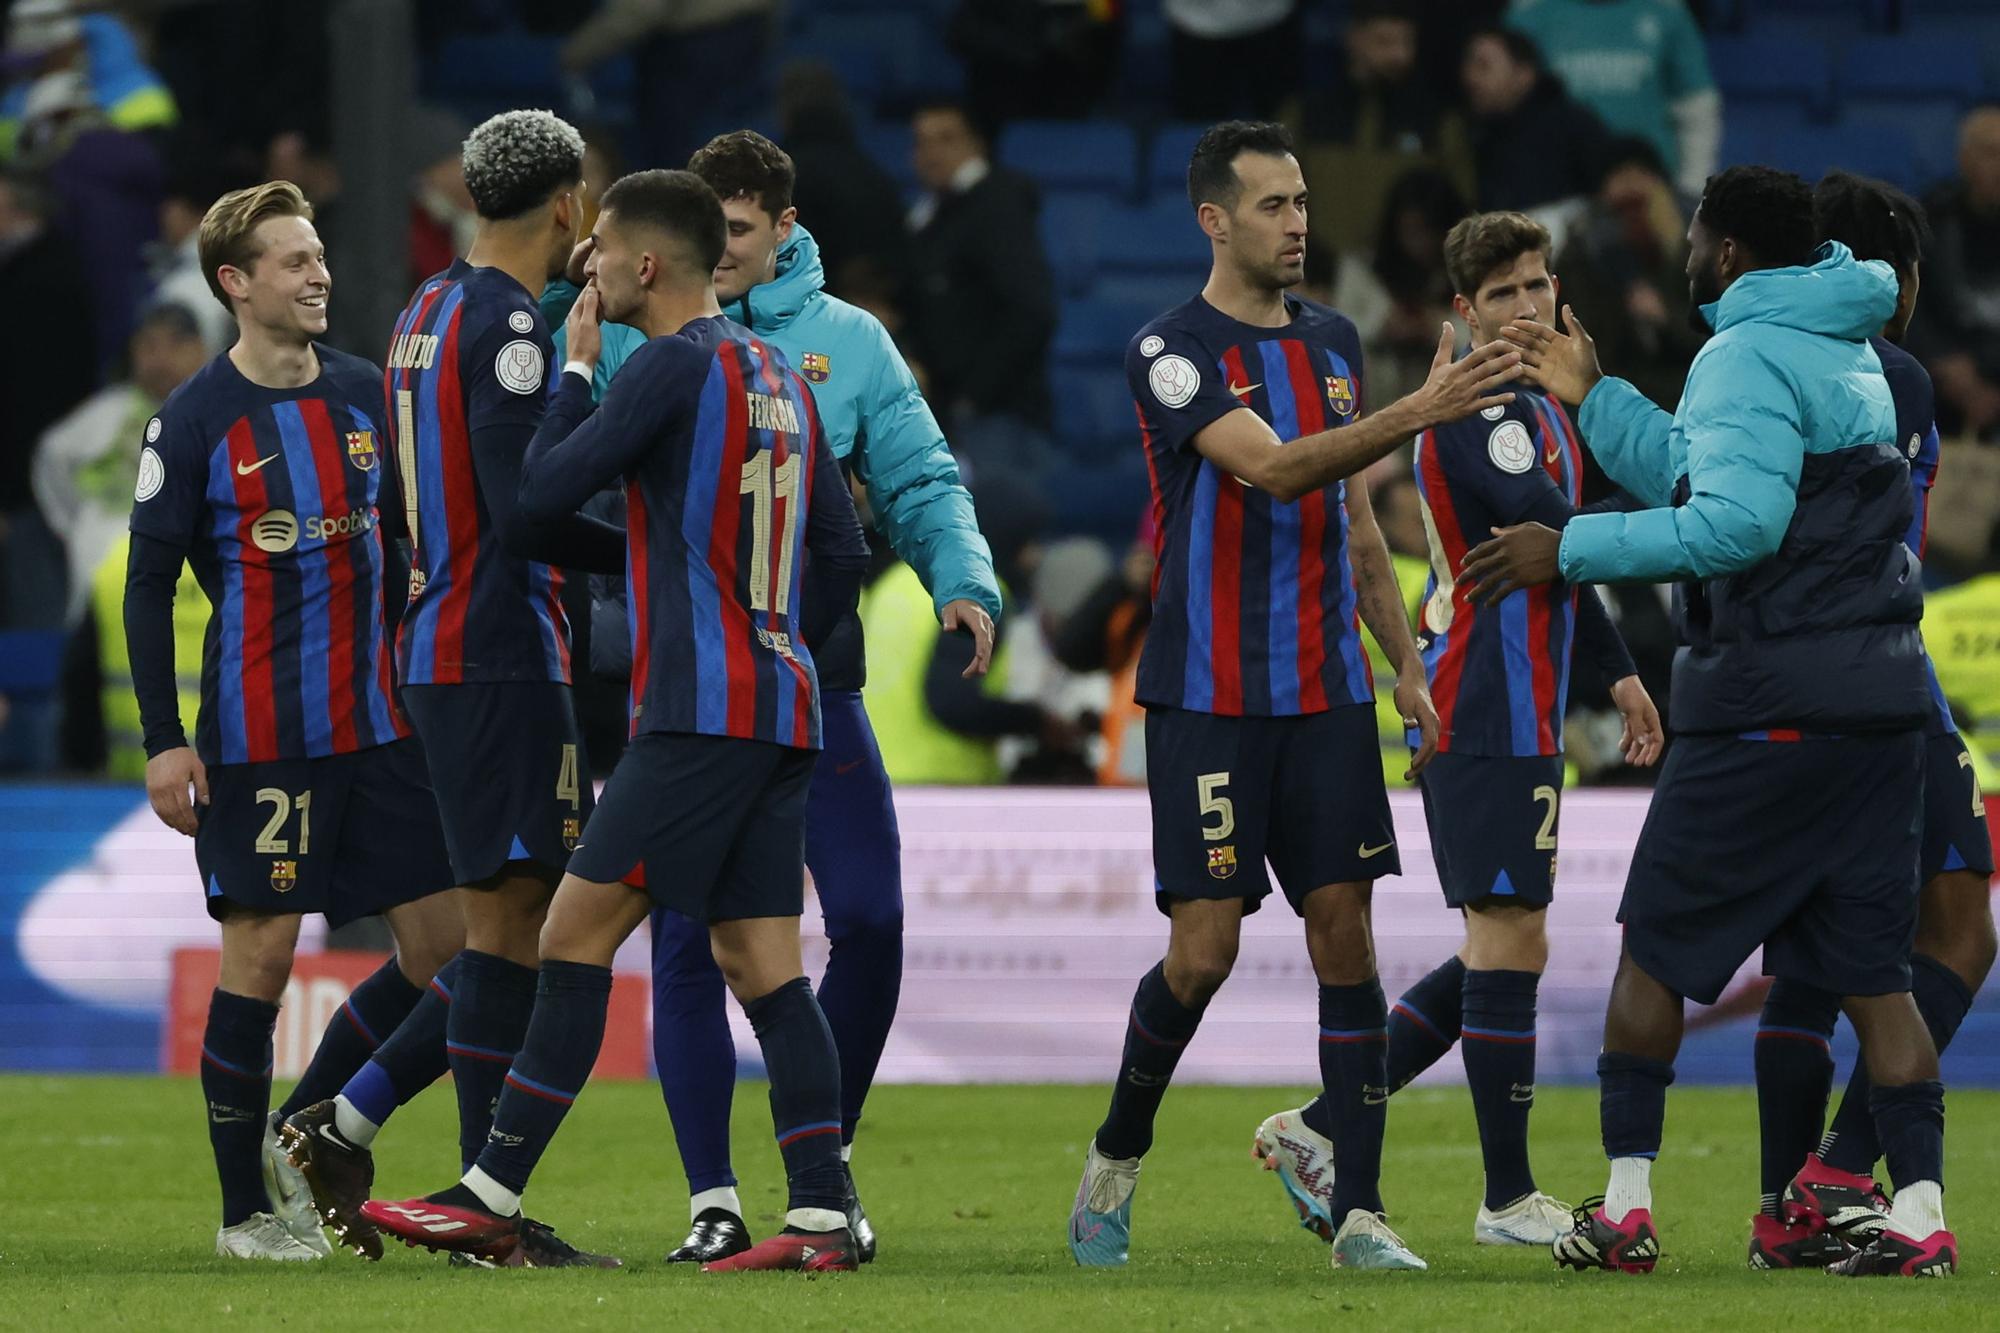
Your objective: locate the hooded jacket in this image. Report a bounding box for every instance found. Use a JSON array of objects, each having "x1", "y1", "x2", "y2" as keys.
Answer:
[
  {"x1": 1557, "y1": 242, "x2": 1927, "y2": 735},
  {"x1": 547, "y1": 223, "x2": 999, "y2": 692}
]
